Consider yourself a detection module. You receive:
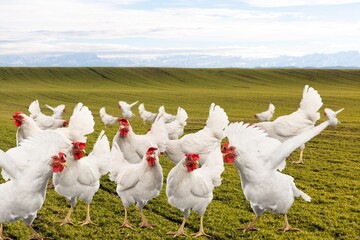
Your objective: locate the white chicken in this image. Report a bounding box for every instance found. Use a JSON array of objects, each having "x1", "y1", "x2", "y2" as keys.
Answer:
[
  {"x1": 255, "y1": 85, "x2": 323, "y2": 164},
  {"x1": 166, "y1": 144, "x2": 224, "y2": 237},
  {"x1": 118, "y1": 100, "x2": 139, "y2": 119},
  {"x1": 109, "y1": 144, "x2": 162, "y2": 228},
  {"x1": 0, "y1": 131, "x2": 66, "y2": 239},
  {"x1": 165, "y1": 103, "x2": 228, "y2": 165},
  {"x1": 164, "y1": 107, "x2": 188, "y2": 140},
  {"x1": 99, "y1": 107, "x2": 121, "y2": 129},
  {"x1": 52, "y1": 130, "x2": 110, "y2": 226},
  {"x1": 12, "y1": 102, "x2": 94, "y2": 147},
  {"x1": 112, "y1": 113, "x2": 168, "y2": 164},
  {"x1": 224, "y1": 108, "x2": 343, "y2": 231},
  {"x1": 138, "y1": 103, "x2": 157, "y2": 123},
  {"x1": 45, "y1": 103, "x2": 66, "y2": 119},
  {"x1": 29, "y1": 100, "x2": 68, "y2": 130},
  {"x1": 254, "y1": 103, "x2": 275, "y2": 122},
  {"x1": 159, "y1": 106, "x2": 176, "y2": 123}
]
